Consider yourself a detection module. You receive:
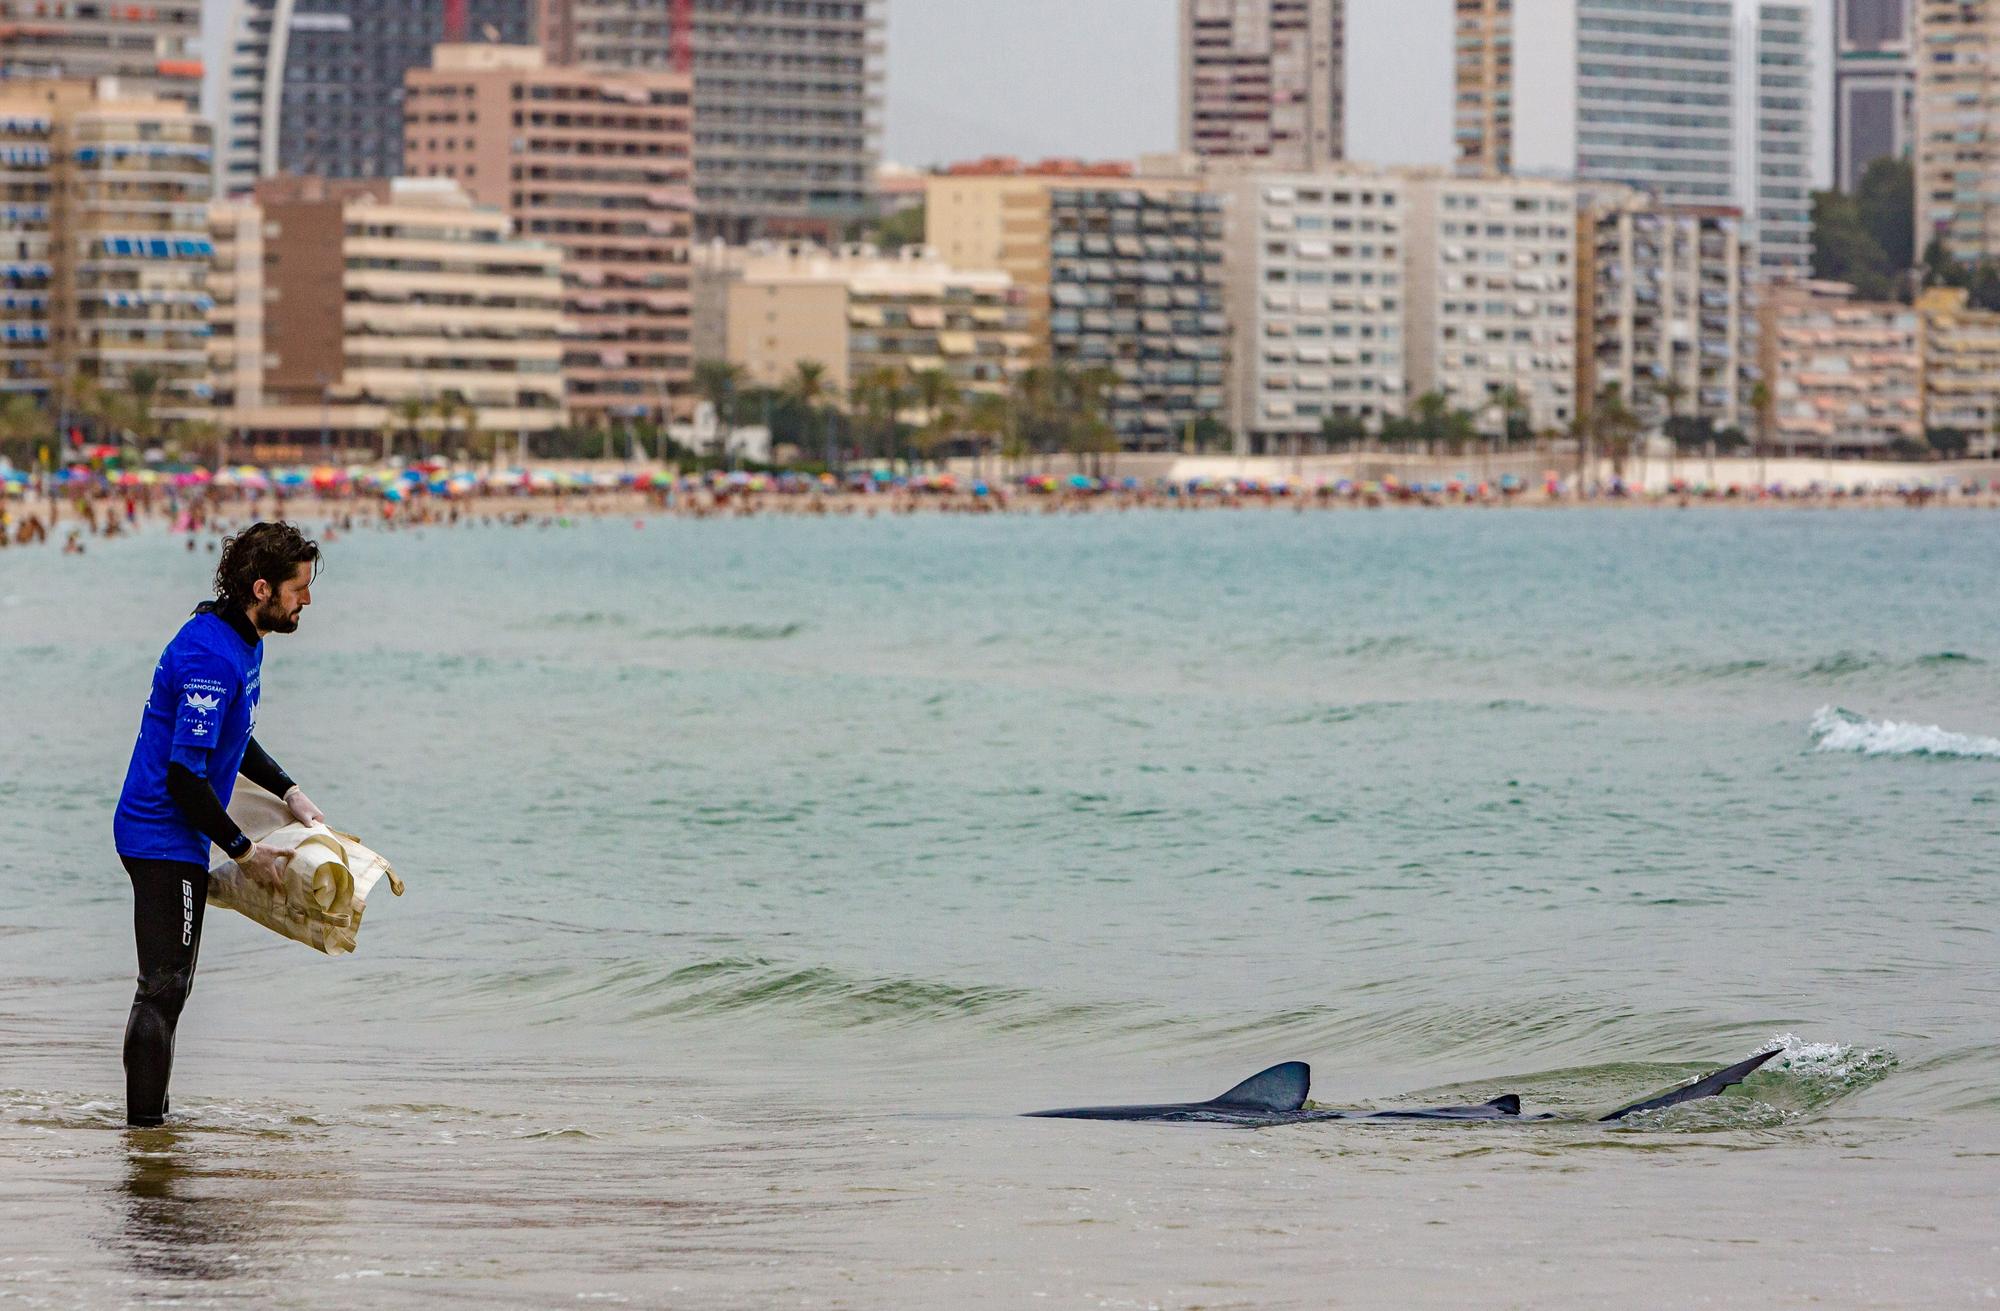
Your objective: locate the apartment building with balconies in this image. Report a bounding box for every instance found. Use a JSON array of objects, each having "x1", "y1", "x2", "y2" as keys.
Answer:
[
  {"x1": 1916, "y1": 285, "x2": 2000, "y2": 453},
  {"x1": 1453, "y1": 0, "x2": 1512, "y2": 176},
  {"x1": 1581, "y1": 192, "x2": 1750, "y2": 433},
  {"x1": 691, "y1": 241, "x2": 1029, "y2": 406},
  {"x1": 1180, "y1": 0, "x2": 1343, "y2": 168},
  {"x1": 0, "y1": 1, "x2": 203, "y2": 108},
  {"x1": 1405, "y1": 172, "x2": 1579, "y2": 434},
  {"x1": 0, "y1": 79, "x2": 212, "y2": 417},
  {"x1": 208, "y1": 175, "x2": 565, "y2": 452},
  {"x1": 1046, "y1": 183, "x2": 1227, "y2": 451},
  {"x1": 924, "y1": 157, "x2": 1139, "y2": 366},
  {"x1": 1218, "y1": 167, "x2": 1407, "y2": 451},
  {"x1": 404, "y1": 43, "x2": 693, "y2": 423},
  {"x1": 1759, "y1": 278, "x2": 1920, "y2": 454},
  {"x1": 1915, "y1": 0, "x2": 2000, "y2": 262}
]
